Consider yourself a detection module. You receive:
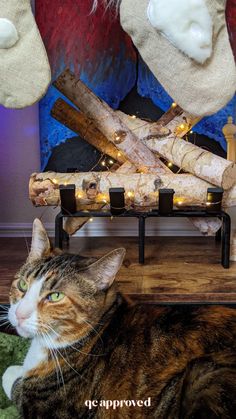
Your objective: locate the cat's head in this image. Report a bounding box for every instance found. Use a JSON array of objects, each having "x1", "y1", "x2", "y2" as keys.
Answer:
[{"x1": 8, "y1": 219, "x2": 125, "y2": 347}]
